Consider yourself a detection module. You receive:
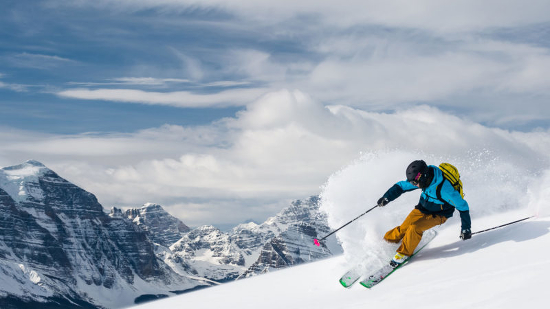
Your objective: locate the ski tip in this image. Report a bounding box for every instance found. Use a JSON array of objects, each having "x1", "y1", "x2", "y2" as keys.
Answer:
[
  {"x1": 339, "y1": 279, "x2": 349, "y2": 288},
  {"x1": 340, "y1": 279, "x2": 351, "y2": 289},
  {"x1": 313, "y1": 239, "x2": 320, "y2": 247}
]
